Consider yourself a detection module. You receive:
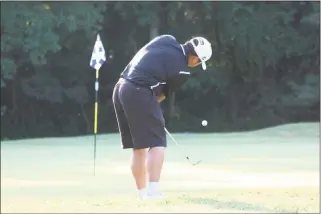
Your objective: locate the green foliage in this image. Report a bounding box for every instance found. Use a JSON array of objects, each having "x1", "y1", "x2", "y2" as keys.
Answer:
[
  {"x1": 21, "y1": 73, "x2": 64, "y2": 103},
  {"x1": 1, "y1": 1, "x2": 107, "y2": 86},
  {"x1": 1, "y1": 106, "x2": 6, "y2": 116},
  {"x1": 114, "y1": 2, "x2": 159, "y2": 26},
  {"x1": 282, "y1": 74, "x2": 320, "y2": 107},
  {"x1": 1, "y1": 58, "x2": 16, "y2": 87},
  {"x1": 64, "y1": 85, "x2": 89, "y2": 104},
  {"x1": 0, "y1": 1, "x2": 319, "y2": 140}
]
